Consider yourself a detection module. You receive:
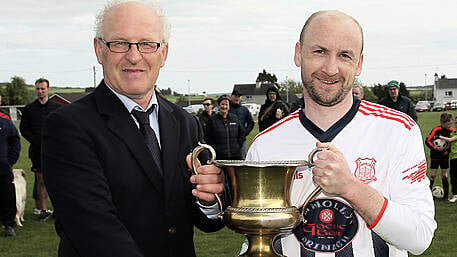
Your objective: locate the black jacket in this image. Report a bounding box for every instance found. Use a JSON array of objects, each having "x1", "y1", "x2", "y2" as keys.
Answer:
[
  {"x1": 42, "y1": 82, "x2": 224, "y2": 257},
  {"x1": 204, "y1": 113, "x2": 243, "y2": 160},
  {"x1": 19, "y1": 99, "x2": 61, "y2": 158},
  {"x1": 378, "y1": 95, "x2": 417, "y2": 122},
  {"x1": 259, "y1": 86, "x2": 290, "y2": 132},
  {"x1": 0, "y1": 117, "x2": 20, "y2": 177}
]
